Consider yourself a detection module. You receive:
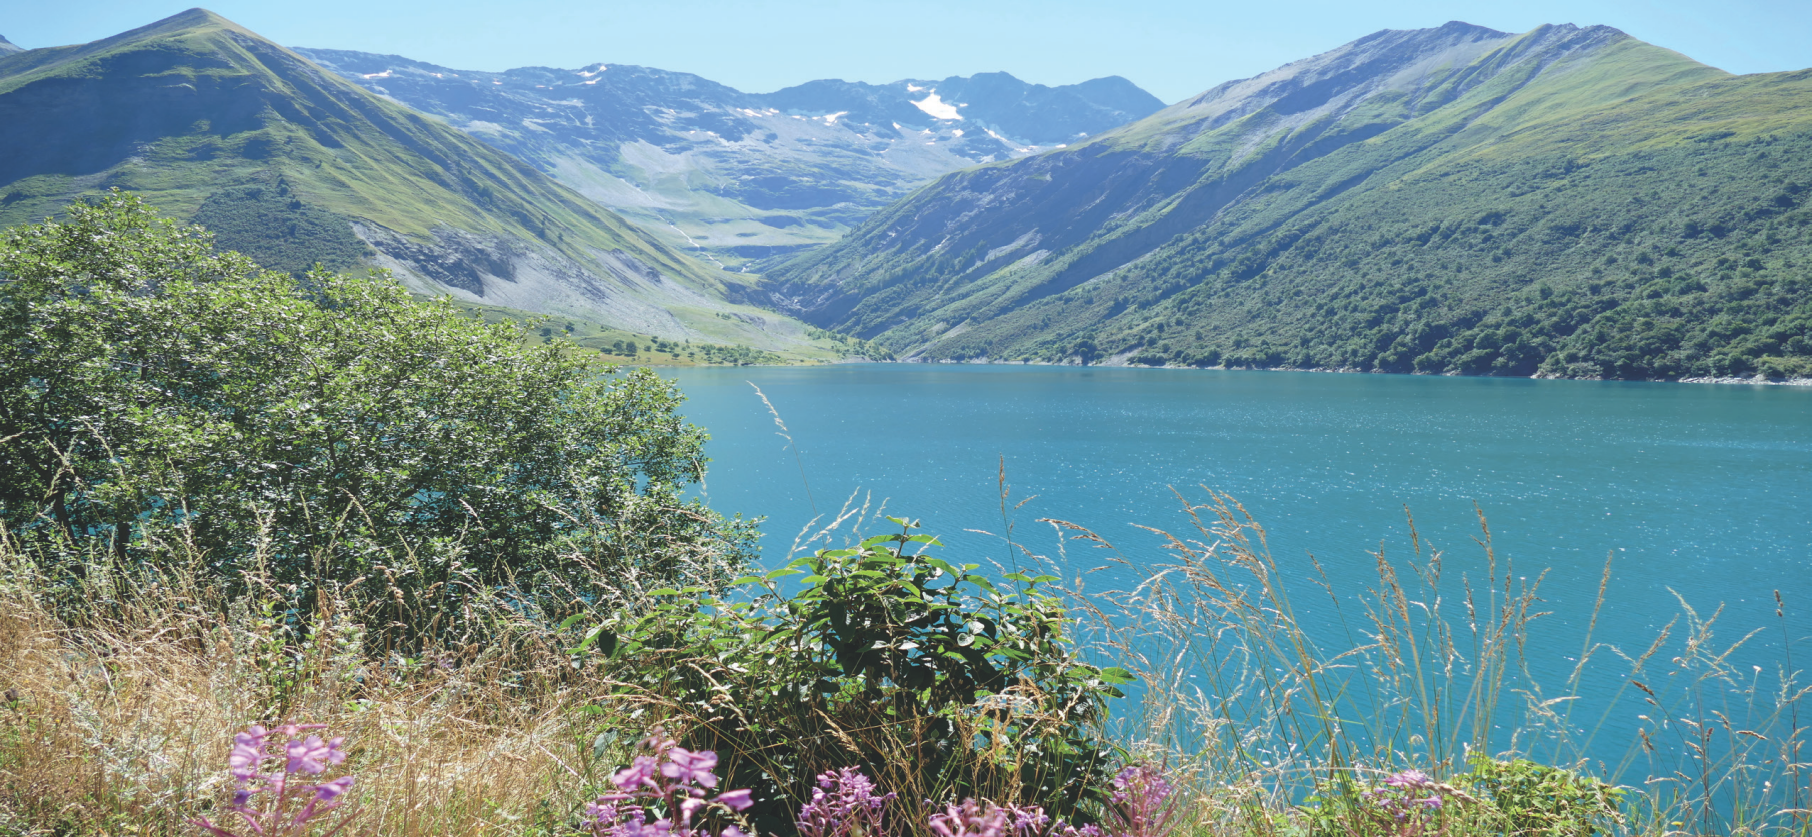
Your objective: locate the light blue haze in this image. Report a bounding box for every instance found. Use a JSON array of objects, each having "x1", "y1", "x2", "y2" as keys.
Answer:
[{"x1": 8, "y1": 0, "x2": 1811, "y2": 104}]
